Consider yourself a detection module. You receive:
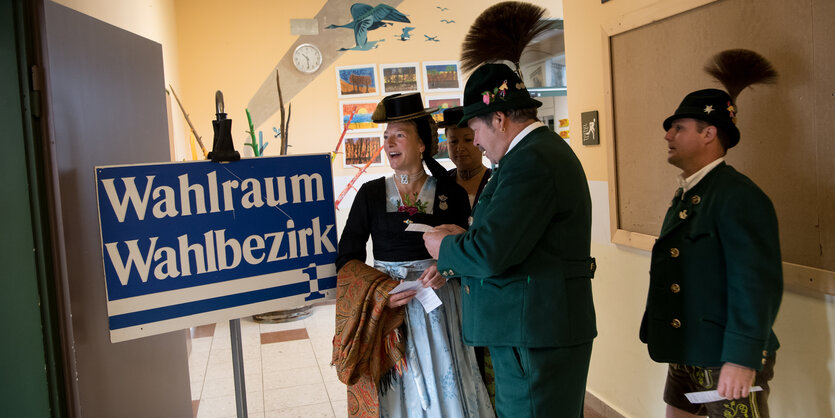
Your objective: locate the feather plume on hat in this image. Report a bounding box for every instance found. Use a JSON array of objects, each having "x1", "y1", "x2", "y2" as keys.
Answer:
[
  {"x1": 704, "y1": 49, "x2": 778, "y2": 102},
  {"x1": 460, "y1": 1, "x2": 557, "y2": 78}
]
